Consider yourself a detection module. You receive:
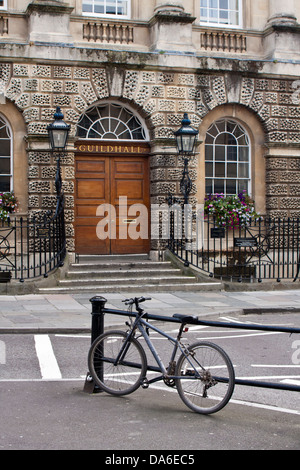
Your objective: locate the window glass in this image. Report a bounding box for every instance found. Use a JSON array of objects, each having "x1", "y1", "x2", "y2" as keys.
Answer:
[
  {"x1": 82, "y1": 0, "x2": 130, "y2": 17},
  {"x1": 77, "y1": 103, "x2": 147, "y2": 141},
  {"x1": 205, "y1": 119, "x2": 250, "y2": 196},
  {"x1": 0, "y1": 115, "x2": 12, "y2": 192},
  {"x1": 200, "y1": 0, "x2": 241, "y2": 27},
  {"x1": 0, "y1": 0, "x2": 7, "y2": 9}
]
